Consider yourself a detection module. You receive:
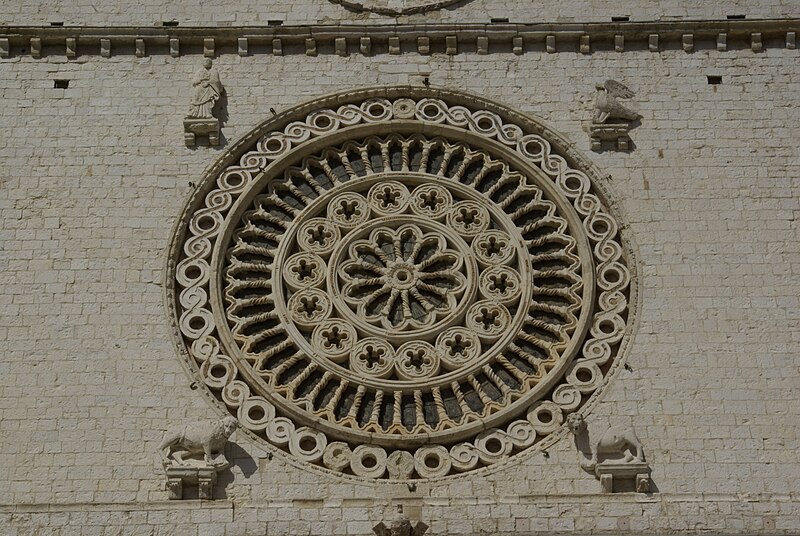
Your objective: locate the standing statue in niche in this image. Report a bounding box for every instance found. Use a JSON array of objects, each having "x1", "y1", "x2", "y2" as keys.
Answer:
[
  {"x1": 156, "y1": 416, "x2": 238, "y2": 500},
  {"x1": 184, "y1": 59, "x2": 224, "y2": 147},
  {"x1": 566, "y1": 413, "x2": 651, "y2": 493},
  {"x1": 188, "y1": 59, "x2": 223, "y2": 119},
  {"x1": 589, "y1": 79, "x2": 641, "y2": 151}
]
